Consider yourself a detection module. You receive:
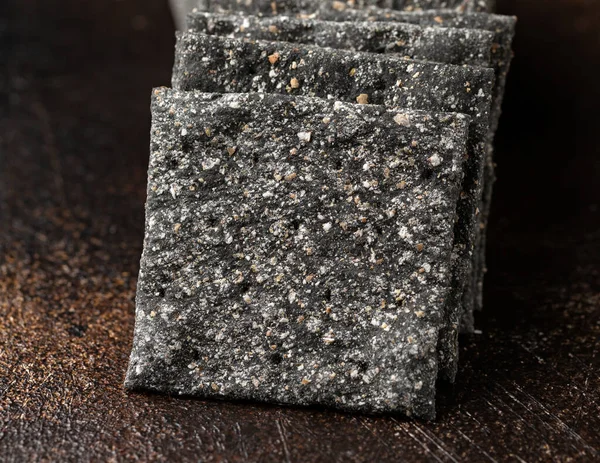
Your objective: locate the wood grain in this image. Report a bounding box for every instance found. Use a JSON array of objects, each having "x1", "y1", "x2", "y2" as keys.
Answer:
[{"x1": 1, "y1": 0, "x2": 599, "y2": 461}]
